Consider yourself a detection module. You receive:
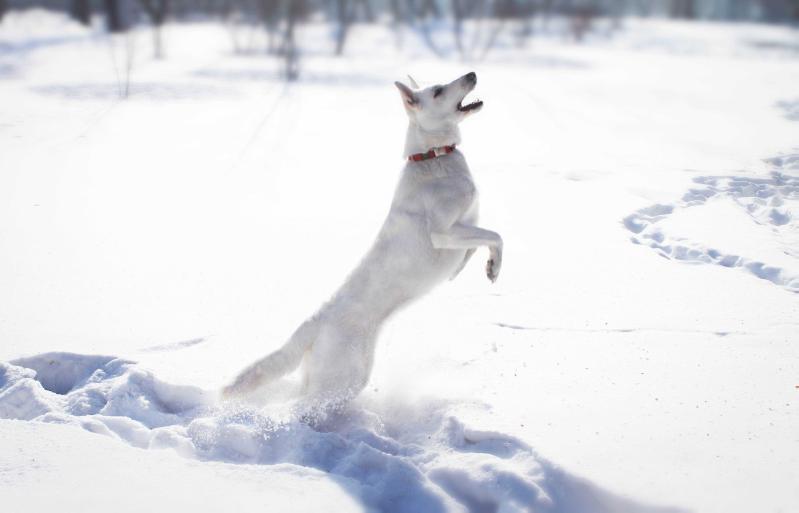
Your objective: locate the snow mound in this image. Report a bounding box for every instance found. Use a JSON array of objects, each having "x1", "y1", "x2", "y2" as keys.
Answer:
[
  {"x1": 623, "y1": 152, "x2": 799, "y2": 293},
  {"x1": 0, "y1": 353, "x2": 681, "y2": 513},
  {"x1": 11, "y1": 352, "x2": 125, "y2": 394}
]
